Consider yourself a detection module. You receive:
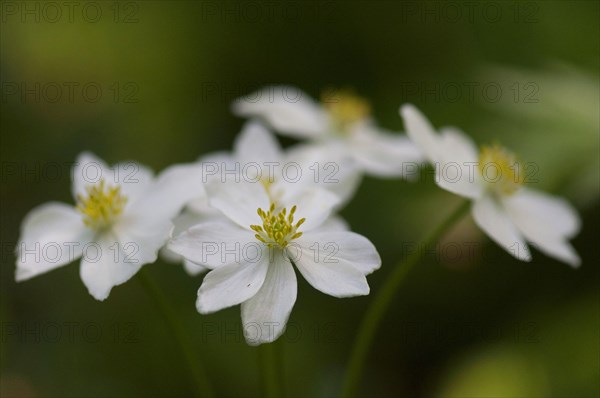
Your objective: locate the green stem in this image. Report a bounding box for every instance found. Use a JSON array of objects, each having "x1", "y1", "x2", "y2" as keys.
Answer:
[
  {"x1": 341, "y1": 200, "x2": 471, "y2": 398},
  {"x1": 138, "y1": 269, "x2": 214, "y2": 398},
  {"x1": 259, "y1": 340, "x2": 285, "y2": 398}
]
